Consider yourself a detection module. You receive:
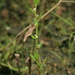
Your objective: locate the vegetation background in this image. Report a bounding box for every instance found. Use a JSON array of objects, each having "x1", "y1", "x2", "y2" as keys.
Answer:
[{"x1": 0, "y1": 0, "x2": 75, "y2": 75}]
